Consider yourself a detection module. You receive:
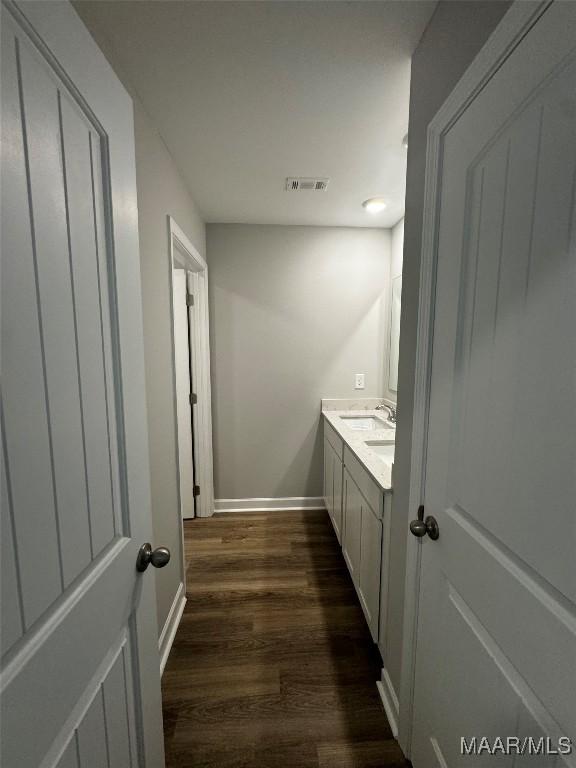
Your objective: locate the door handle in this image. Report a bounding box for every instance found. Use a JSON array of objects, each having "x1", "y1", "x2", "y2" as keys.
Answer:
[
  {"x1": 136, "y1": 543, "x2": 171, "y2": 572},
  {"x1": 409, "y1": 505, "x2": 439, "y2": 540}
]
